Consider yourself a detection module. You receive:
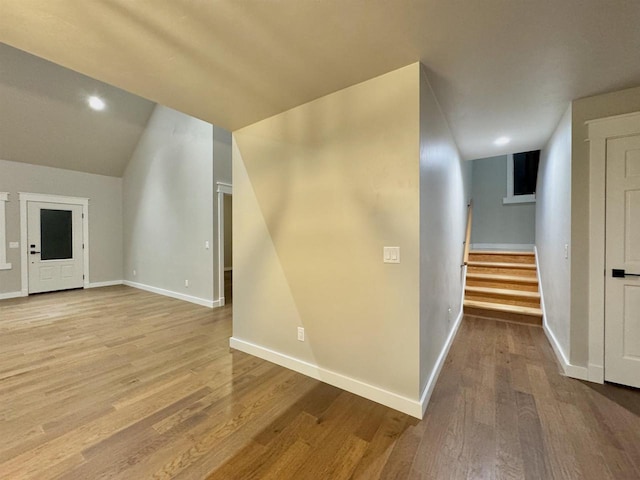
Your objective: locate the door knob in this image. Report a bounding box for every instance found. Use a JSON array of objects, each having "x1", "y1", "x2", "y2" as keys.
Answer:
[{"x1": 612, "y1": 269, "x2": 640, "y2": 278}]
